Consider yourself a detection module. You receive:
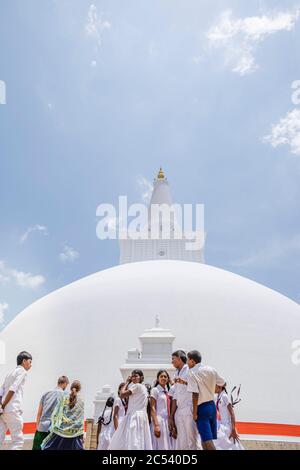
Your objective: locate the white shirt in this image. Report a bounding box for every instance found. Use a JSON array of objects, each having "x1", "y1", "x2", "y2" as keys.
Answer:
[
  {"x1": 187, "y1": 364, "x2": 225, "y2": 406},
  {"x1": 173, "y1": 364, "x2": 193, "y2": 409},
  {"x1": 127, "y1": 383, "x2": 148, "y2": 414},
  {"x1": 114, "y1": 397, "x2": 126, "y2": 420},
  {"x1": 150, "y1": 385, "x2": 170, "y2": 419},
  {"x1": 217, "y1": 391, "x2": 232, "y2": 428},
  {"x1": 0, "y1": 366, "x2": 27, "y2": 413}
]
